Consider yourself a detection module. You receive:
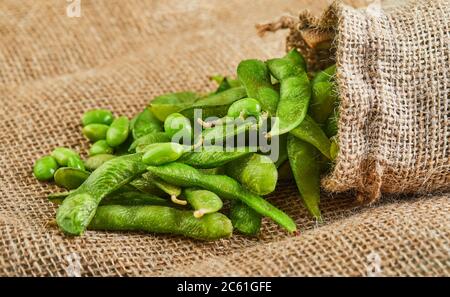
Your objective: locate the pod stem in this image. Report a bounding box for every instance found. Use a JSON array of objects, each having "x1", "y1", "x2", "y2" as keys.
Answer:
[{"x1": 171, "y1": 195, "x2": 187, "y2": 205}]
